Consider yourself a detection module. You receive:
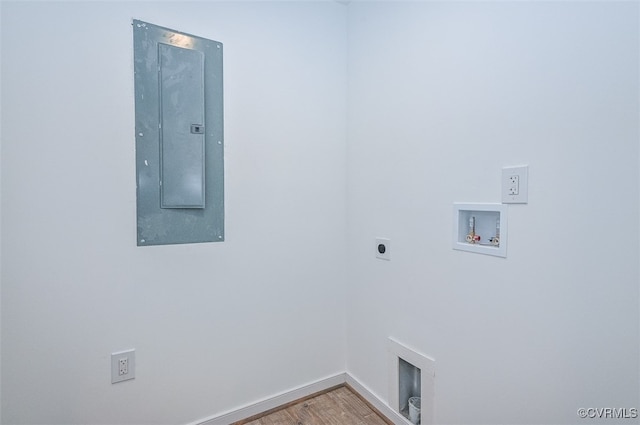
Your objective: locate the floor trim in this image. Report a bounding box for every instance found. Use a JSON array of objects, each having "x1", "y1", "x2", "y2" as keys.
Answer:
[
  {"x1": 343, "y1": 383, "x2": 394, "y2": 425},
  {"x1": 345, "y1": 373, "x2": 412, "y2": 425},
  {"x1": 231, "y1": 384, "x2": 346, "y2": 425},
  {"x1": 186, "y1": 373, "x2": 347, "y2": 425},
  {"x1": 186, "y1": 372, "x2": 413, "y2": 425}
]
